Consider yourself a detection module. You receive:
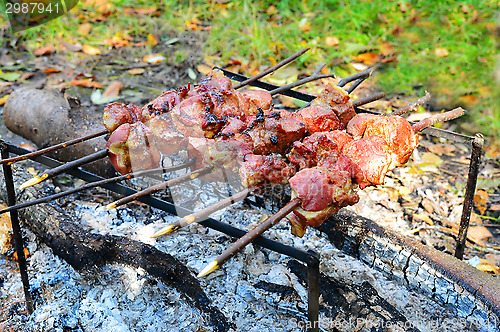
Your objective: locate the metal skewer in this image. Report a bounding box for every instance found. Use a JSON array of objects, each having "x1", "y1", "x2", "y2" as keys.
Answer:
[
  {"x1": 18, "y1": 149, "x2": 109, "y2": 190},
  {"x1": 106, "y1": 166, "x2": 213, "y2": 210},
  {"x1": 0, "y1": 161, "x2": 196, "y2": 215},
  {"x1": 152, "y1": 188, "x2": 252, "y2": 237},
  {"x1": 197, "y1": 197, "x2": 302, "y2": 277},
  {"x1": 0, "y1": 129, "x2": 109, "y2": 165},
  {"x1": 233, "y1": 48, "x2": 309, "y2": 89}
]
